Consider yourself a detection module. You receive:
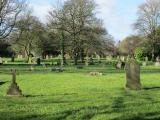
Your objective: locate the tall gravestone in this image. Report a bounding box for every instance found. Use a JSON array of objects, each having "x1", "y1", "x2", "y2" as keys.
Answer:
[
  {"x1": 7, "y1": 69, "x2": 22, "y2": 96},
  {"x1": 125, "y1": 58, "x2": 141, "y2": 90}
]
